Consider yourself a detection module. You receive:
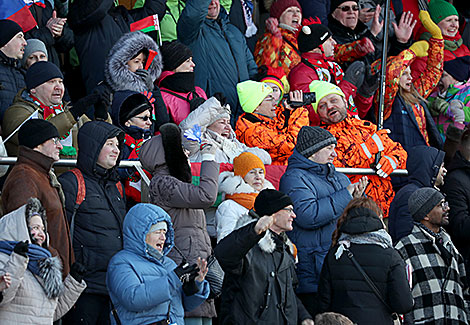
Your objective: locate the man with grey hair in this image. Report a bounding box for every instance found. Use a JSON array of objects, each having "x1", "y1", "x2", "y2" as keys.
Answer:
[{"x1": 395, "y1": 187, "x2": 468, "y2": 324}]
